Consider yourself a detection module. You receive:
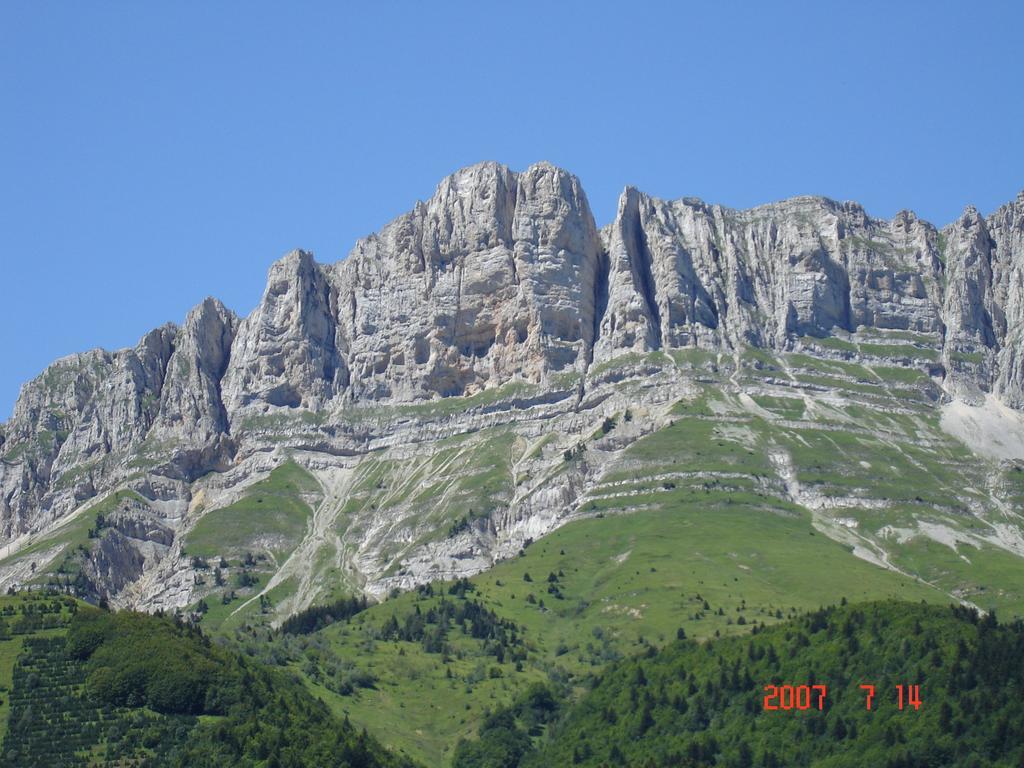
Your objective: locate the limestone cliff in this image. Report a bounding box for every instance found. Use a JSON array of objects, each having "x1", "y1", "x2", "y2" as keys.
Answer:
[{"x1": 1, "y1": 161, "x2": 1022, "y2": 615}]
